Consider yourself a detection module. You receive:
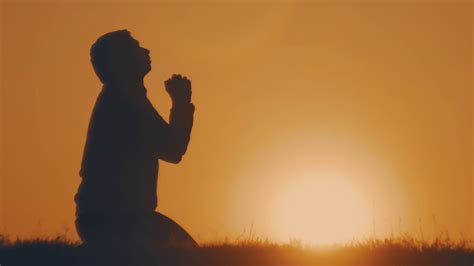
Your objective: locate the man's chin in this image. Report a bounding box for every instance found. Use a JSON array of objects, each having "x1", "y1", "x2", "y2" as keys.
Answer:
[{"x1": 143, "y1": 65, "x2": 152, "y2": 75}]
